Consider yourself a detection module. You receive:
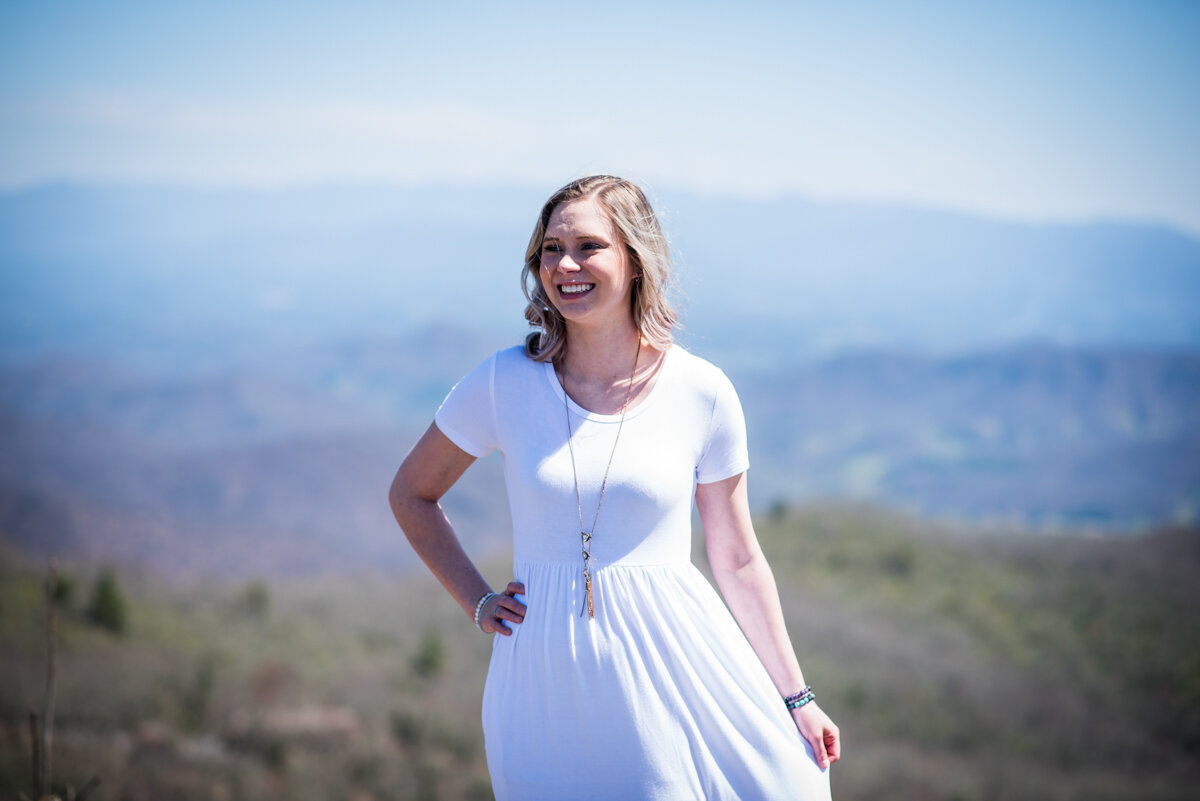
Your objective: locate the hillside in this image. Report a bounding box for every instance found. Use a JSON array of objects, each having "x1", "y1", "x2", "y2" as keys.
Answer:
[
  {"x1": 2, "y1": 336, "x2": 1196, "y2": 577},
  {"x1": 2, "y1": 507, "x2": 1197, "y2": 800},
  {"x1": 735, "y1": 345, "x2": 1200, "y2": 526}
]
